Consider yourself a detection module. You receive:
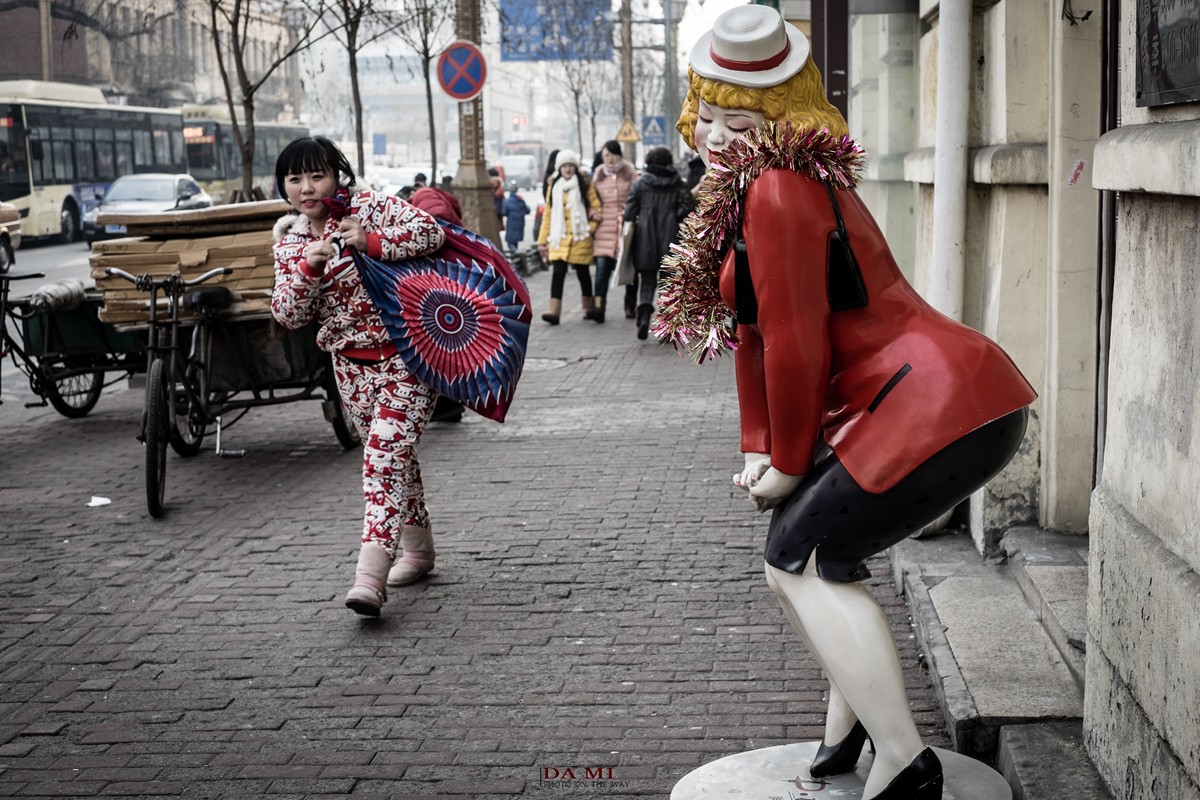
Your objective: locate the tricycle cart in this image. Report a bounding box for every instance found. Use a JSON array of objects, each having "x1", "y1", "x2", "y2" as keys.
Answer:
[
  {"x1": 105, "y1": 266, "x2": 359, "y2": 518},
  {"x1": 1, "y1": 271, "x2": 142, "y2": 417}
]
